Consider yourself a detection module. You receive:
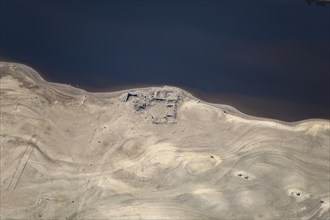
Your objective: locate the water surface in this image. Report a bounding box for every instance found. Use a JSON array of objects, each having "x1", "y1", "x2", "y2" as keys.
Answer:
[{"x1": 1, "y1": 1, "x2": 329, "y2": 121}]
